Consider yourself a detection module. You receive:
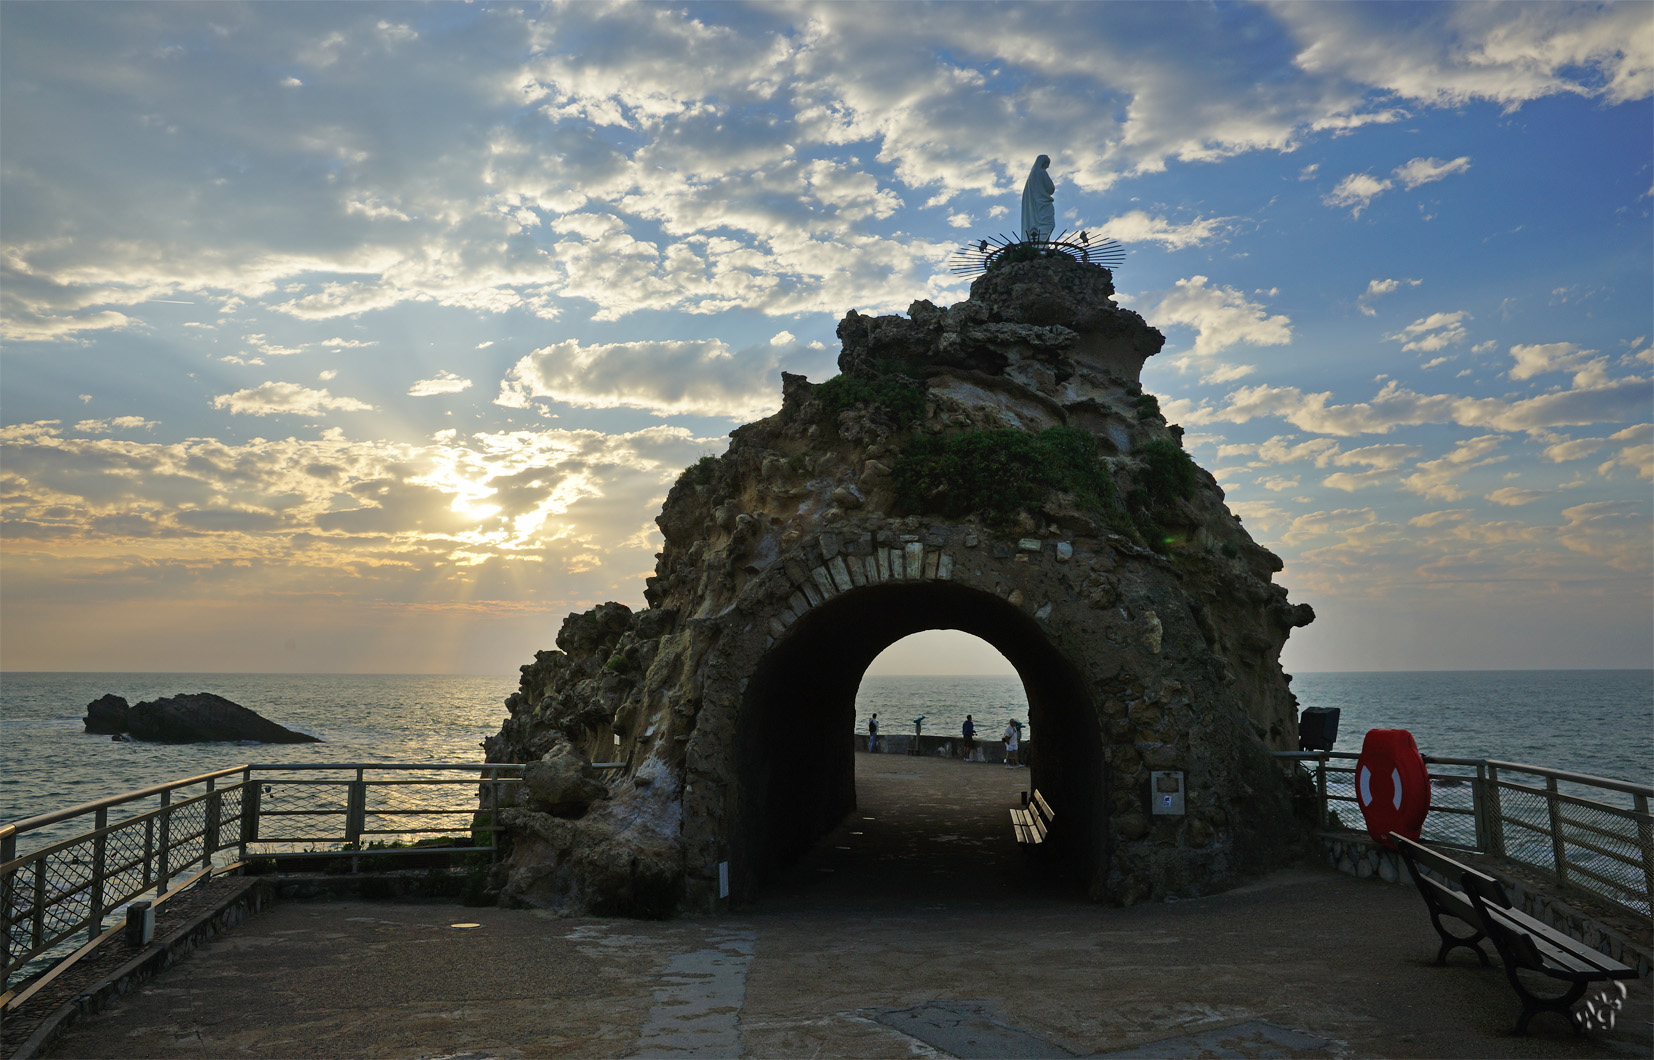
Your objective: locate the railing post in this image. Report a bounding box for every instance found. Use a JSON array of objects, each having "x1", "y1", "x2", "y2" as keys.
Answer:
[
  {"x1": 1484, "y1": 763, "x2": 1505, "y2": 859},
  {"x1": 1315, "y1": 756, "x2": 1328, "y2": 830},
  {"x1": 89, "y1": 807, "x2": 108, "y2": 943},
  {"x1": 32, "y1": 860, "x2": 47, "y2": 953},
  {"x1": 3, "y1": 828, "x2": 17, "y2": 988},
  {"x1": 1546, "y1": 775, "x2": 1568, "y2": 887},
  {"x1": 488, "y1": 768, "x2": 505, "y2": 862},
  {"x1": 143, "y1": 816, "x2": 156, "y2": 891},
  {"x1": 157, "y1": 789, "x2": 173, "y2": 895},
  {"x1": 1635, "y1": 792, "x2": 1653, "y2": 911},
  {"x1": 347, "y1": 769, "x2": 367, "y2": 872},
  {"x1": 1471, "y1": 761, "x2": 1489, "y2": 853},
  {"x1": 205, "y1": 777, "x2": 221, "y2": 873},
  {"x1": 242, "y1": 770, "x2": 260, "y2": 859}
]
